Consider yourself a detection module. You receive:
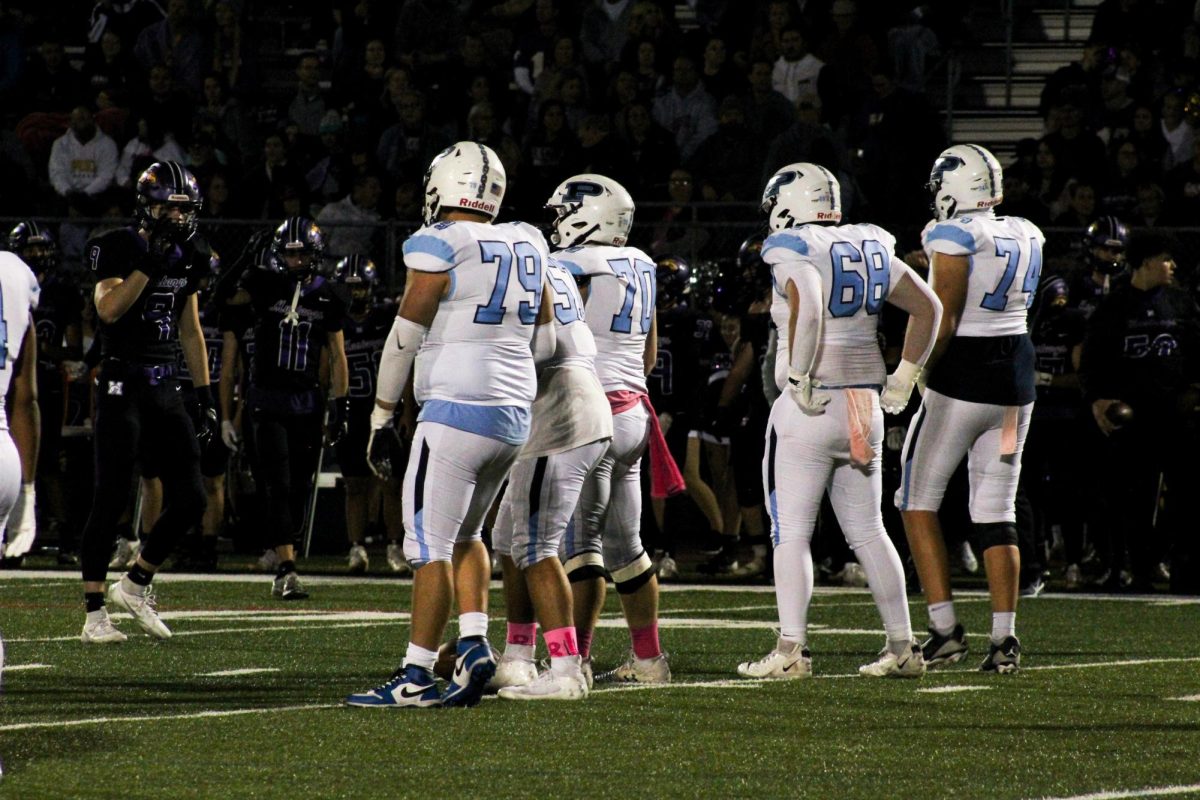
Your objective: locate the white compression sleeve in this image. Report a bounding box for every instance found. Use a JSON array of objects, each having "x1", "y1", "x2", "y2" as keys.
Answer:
[
  {"x1": 371, "y1": 316, "x2": 427, "y2": 427},
  {"x1": 788, "y1": 267, "x2": 824, "y2": 377}
]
